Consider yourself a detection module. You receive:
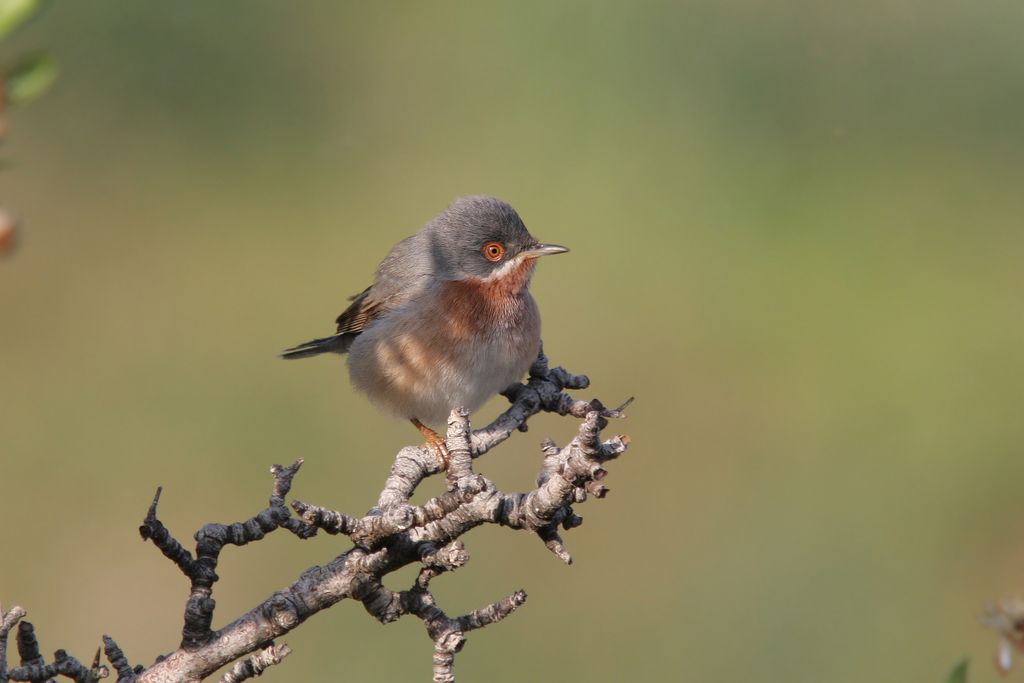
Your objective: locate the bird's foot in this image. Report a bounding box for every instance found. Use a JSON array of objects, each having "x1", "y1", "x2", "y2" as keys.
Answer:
[{"x1": 411, "y1": 418, "x2": 450, "y2": 470}]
